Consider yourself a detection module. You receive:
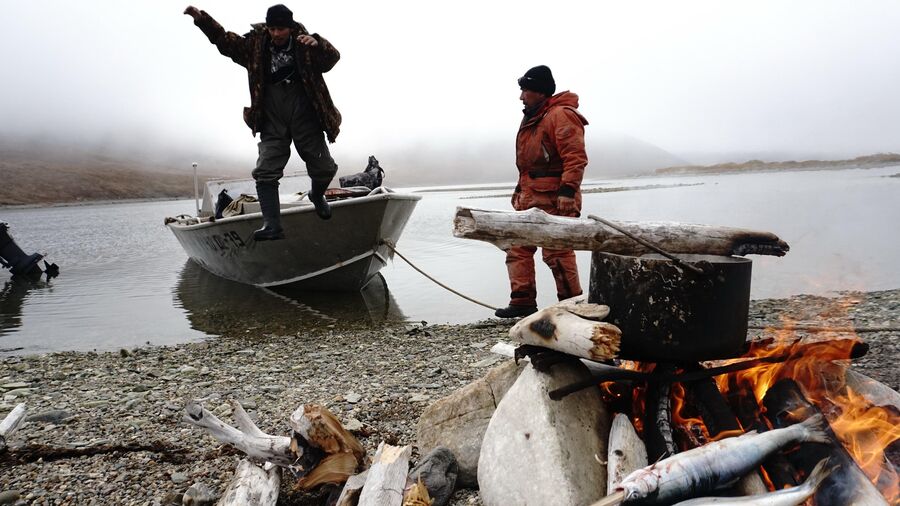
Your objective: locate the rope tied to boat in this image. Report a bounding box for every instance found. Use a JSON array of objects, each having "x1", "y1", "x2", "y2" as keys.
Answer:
[{"x1": 380, "y1": 240, "x2": 499, "y2": 311}]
